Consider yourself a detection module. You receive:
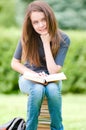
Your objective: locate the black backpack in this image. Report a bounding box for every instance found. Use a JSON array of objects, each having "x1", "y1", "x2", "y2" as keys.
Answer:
[{"x1": 0, "y1": 117, "x2": 26, "y2": 130}]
